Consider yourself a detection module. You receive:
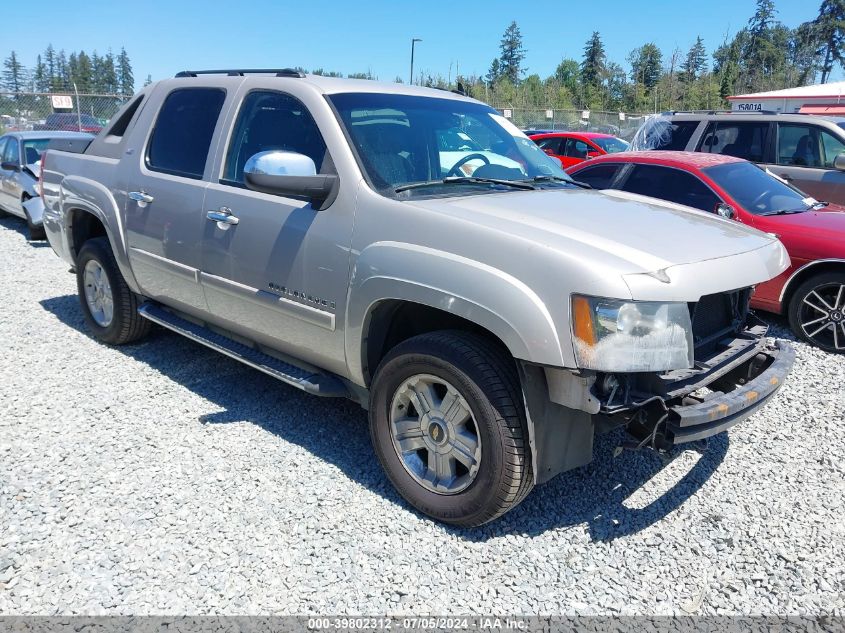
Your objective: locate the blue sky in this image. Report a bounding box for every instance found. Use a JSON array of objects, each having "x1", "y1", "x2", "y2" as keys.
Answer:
[{"x1": 5, "y1": 0, "x2": 826, "y2": 90}]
